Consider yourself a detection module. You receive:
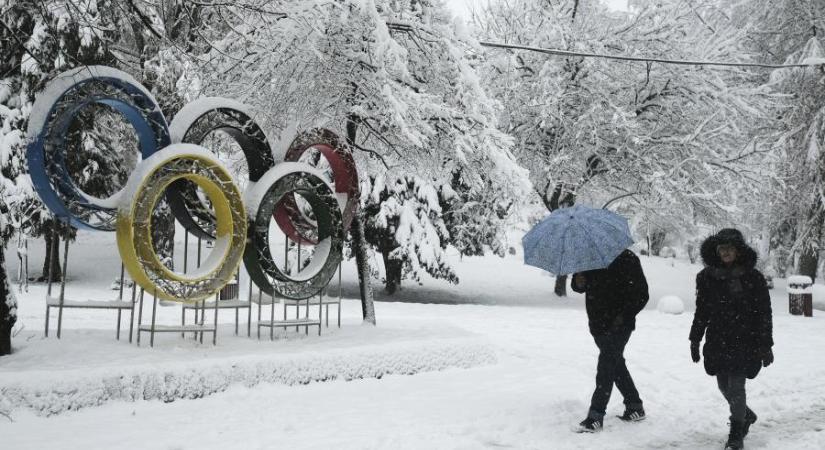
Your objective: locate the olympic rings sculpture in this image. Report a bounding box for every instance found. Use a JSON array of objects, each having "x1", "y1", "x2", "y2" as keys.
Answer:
[
  {"x1": 274, "y1": 128, "x2": 359, "y2": 245},
  {"x1": 26, "y1": 66, "x2": 359, "y2": 302}
]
